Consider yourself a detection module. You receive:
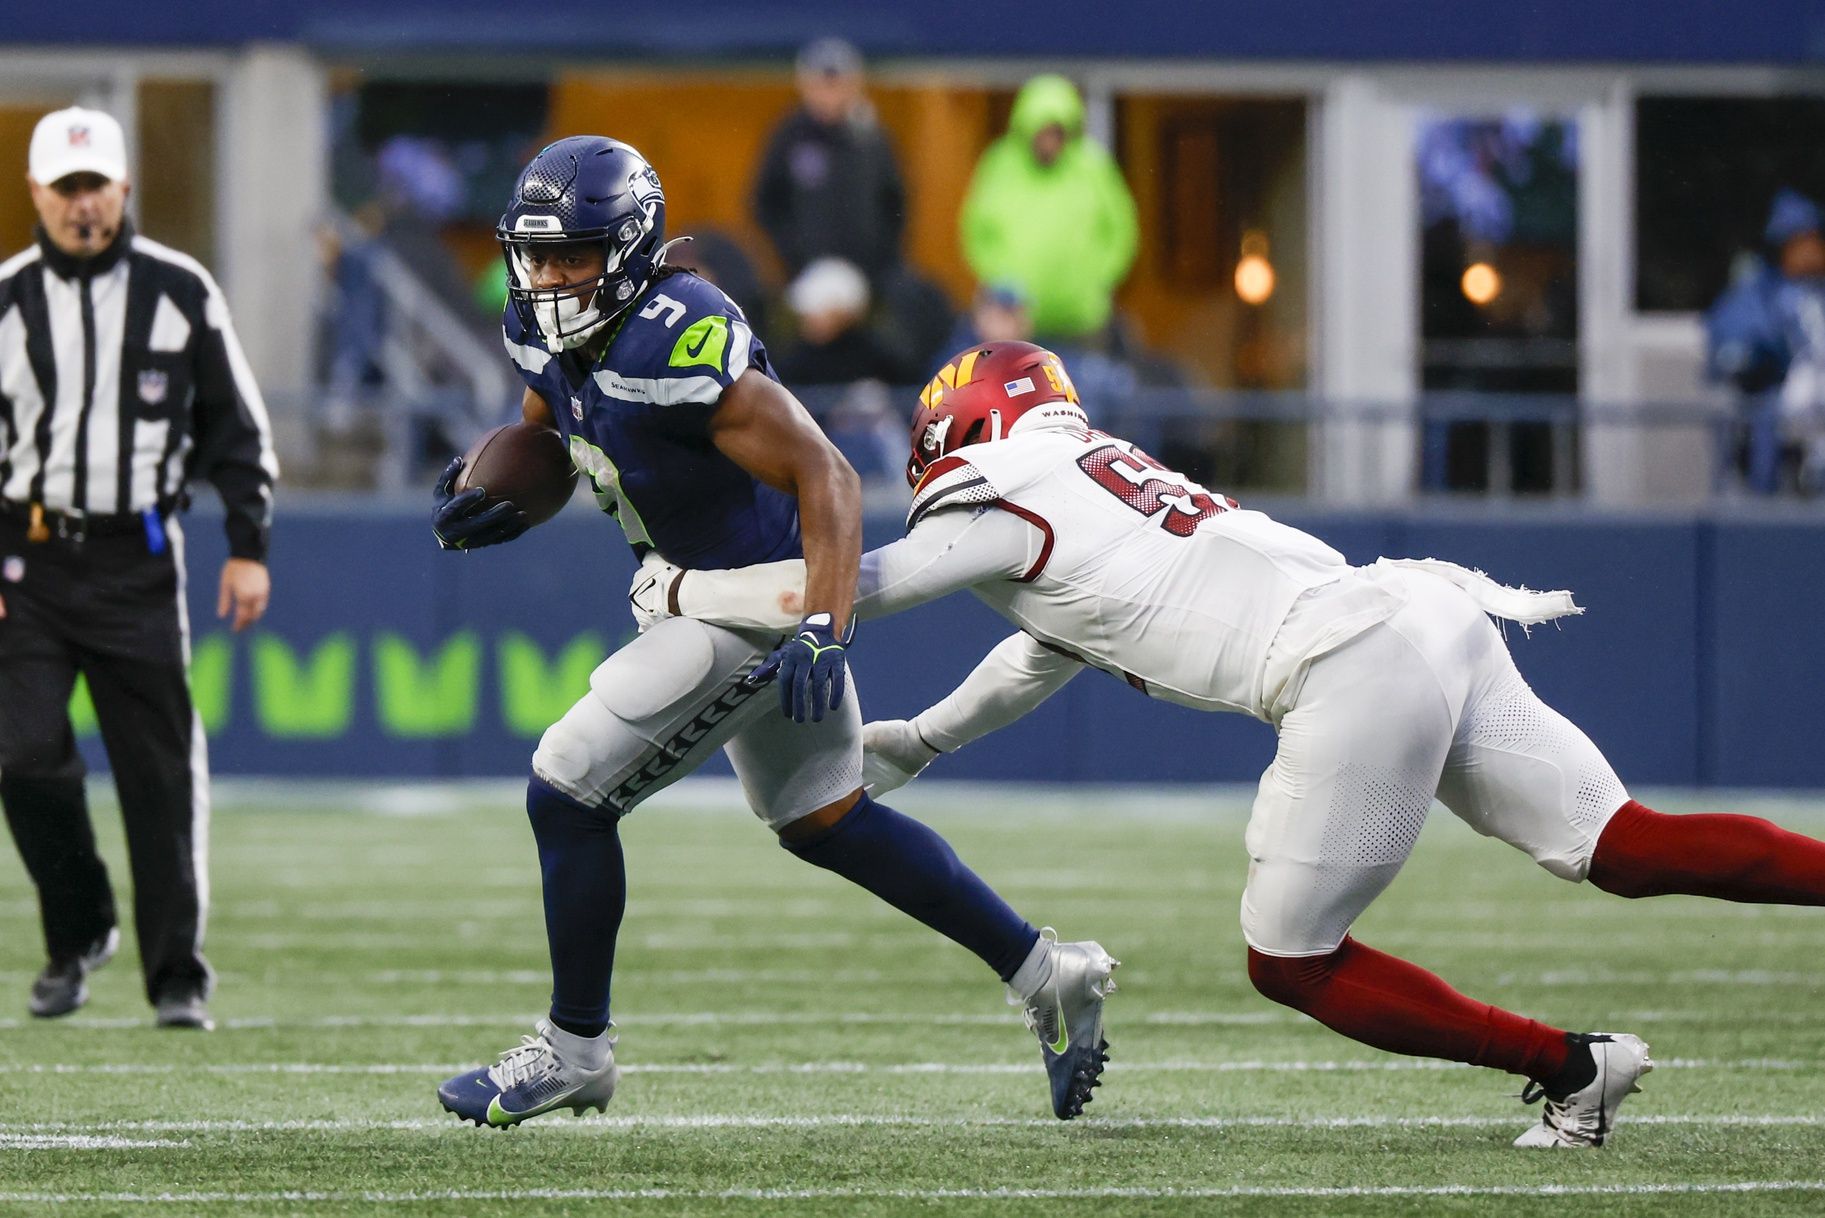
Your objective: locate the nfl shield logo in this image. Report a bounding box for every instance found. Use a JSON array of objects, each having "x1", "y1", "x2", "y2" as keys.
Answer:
[
  {"x1": 68, "y1": 125, "x2": 90, "y2": 148},
  {"x1": 138, "y1": 369, "x2": 169, "y2": 405}
]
